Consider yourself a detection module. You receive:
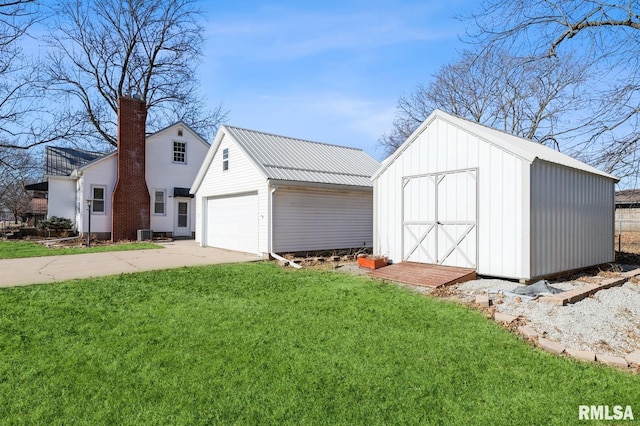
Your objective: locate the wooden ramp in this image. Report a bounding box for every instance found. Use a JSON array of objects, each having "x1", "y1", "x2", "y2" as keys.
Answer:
[{"x1": 369, "y1": 262, "x2": 476, "y2": 288}]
